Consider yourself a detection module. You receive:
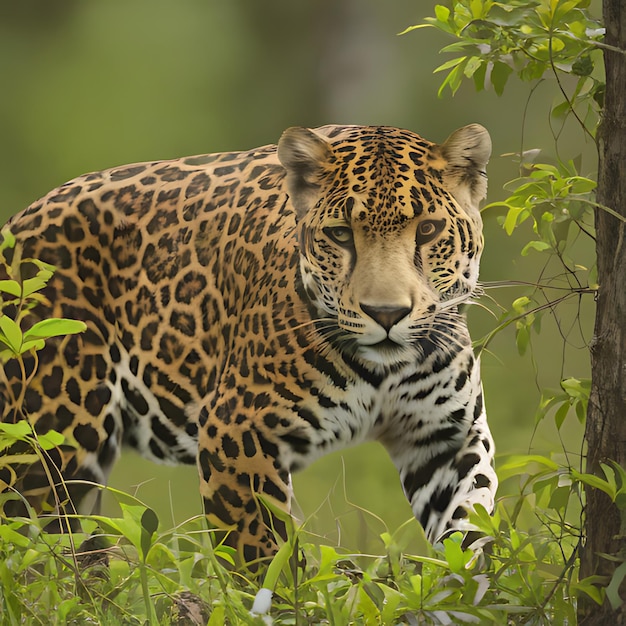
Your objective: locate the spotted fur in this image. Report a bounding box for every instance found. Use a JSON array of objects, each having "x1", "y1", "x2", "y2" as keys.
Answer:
[{"x1": 0, "y1": 124, "x2": 496, "y2": 564}]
